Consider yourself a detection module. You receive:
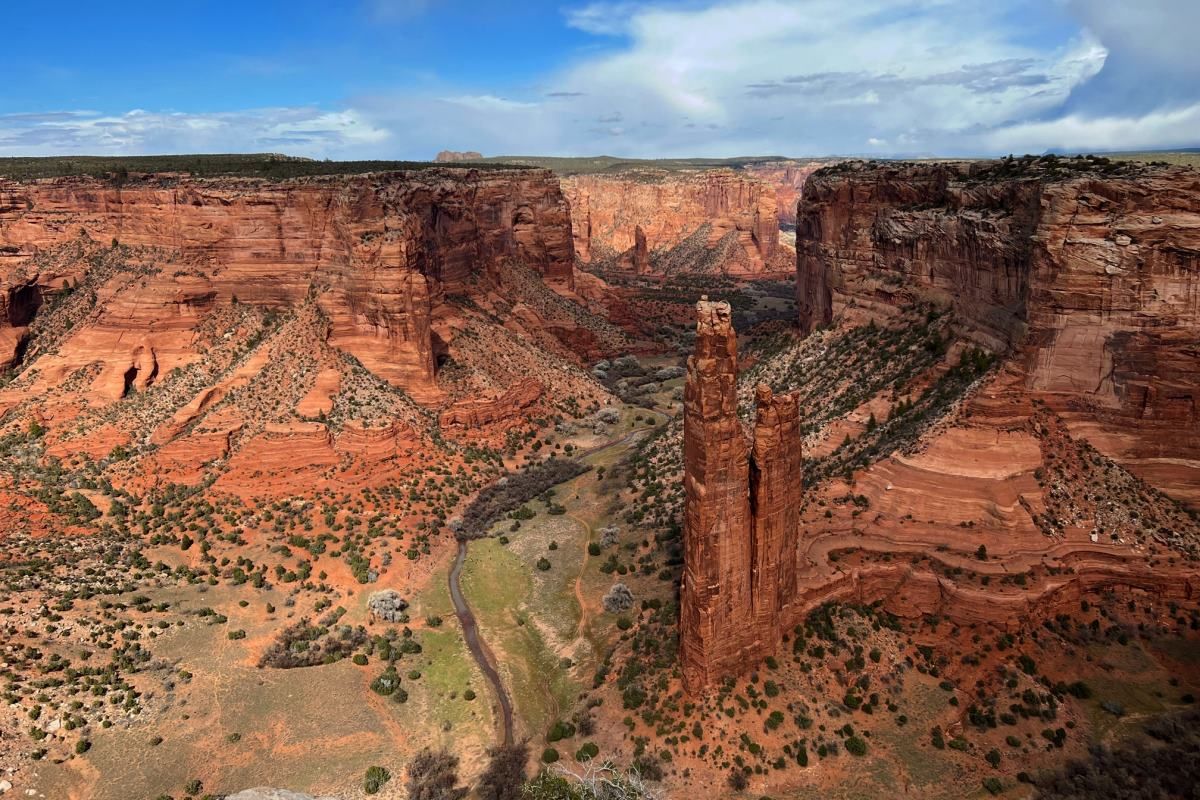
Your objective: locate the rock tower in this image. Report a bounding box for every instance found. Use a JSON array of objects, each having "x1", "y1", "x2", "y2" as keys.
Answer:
[{"x1": 680, "y1": 299, "x2": 803, "y2": 692}]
